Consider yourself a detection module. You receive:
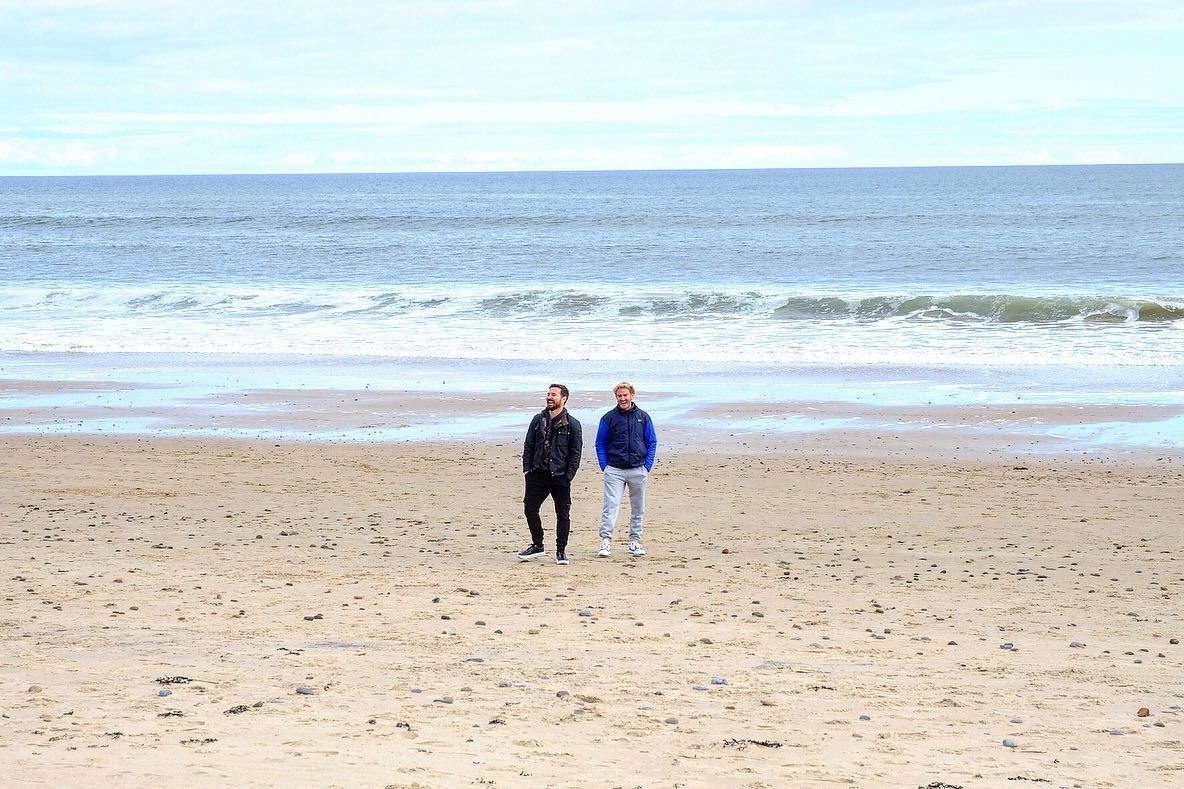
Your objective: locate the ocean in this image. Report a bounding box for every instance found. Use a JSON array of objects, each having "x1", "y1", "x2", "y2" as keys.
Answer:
[{"x1": 2, "y1": 165, "x2": 1182, "y2": 445}]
